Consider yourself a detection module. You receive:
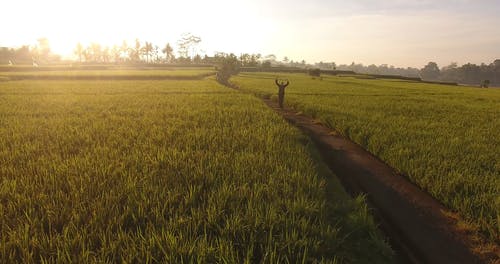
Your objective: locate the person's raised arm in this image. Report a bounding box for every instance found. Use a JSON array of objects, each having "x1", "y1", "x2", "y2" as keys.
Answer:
[
  {"x1": 284, "y1": 80, "x2": 289, "y2": 88},
  {"x1": 275, "y1": 78, "x2": 280, "y2": 86}
]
